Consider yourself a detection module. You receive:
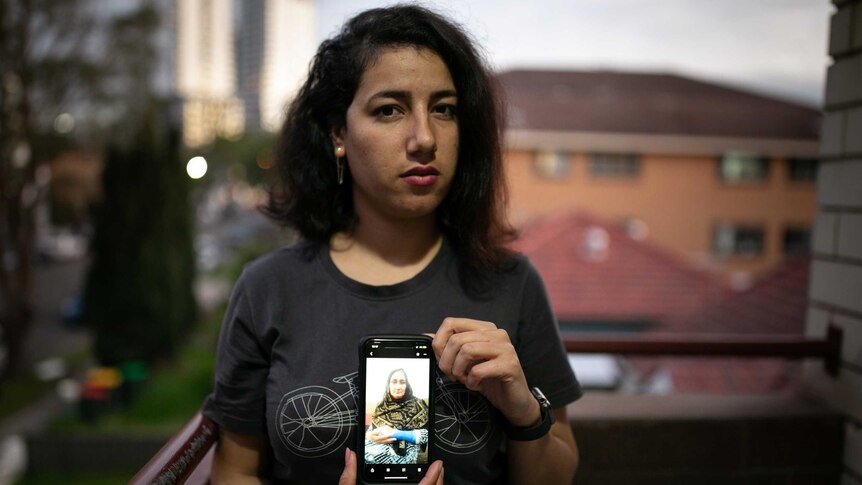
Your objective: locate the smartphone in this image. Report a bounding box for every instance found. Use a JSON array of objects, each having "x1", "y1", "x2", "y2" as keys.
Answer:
[{"x1": 357, "y1": 335, "x2": 435, "y2": 484}]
